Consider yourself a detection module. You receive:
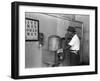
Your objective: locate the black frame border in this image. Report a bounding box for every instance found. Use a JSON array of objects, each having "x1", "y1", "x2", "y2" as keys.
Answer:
[{"x1": 11, "y1": 1, "x2": 98, "y2": 79}]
